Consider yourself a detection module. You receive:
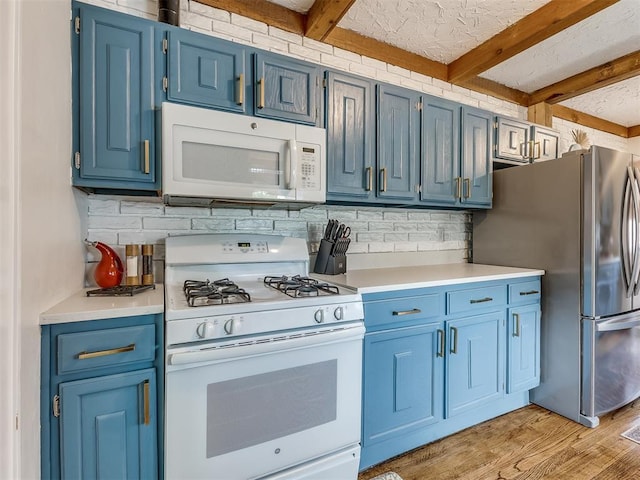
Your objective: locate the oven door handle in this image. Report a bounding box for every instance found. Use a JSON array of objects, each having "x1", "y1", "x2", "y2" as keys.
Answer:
[{"x1": 168, "y1": 324, "x2": 365, "y2": 367}]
